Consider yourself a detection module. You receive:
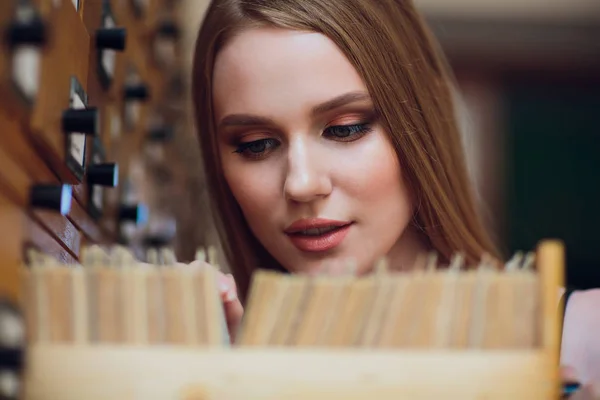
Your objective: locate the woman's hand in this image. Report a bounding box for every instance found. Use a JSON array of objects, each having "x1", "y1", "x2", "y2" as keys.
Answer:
[
  {"x1": 561, "y1": 288, "x2": 600, "y2": 399},
  {"x1": 216, "y1": 271, "x2": 244, "y2": 343},
  {"x1": 563, "y1": 365, "x2": 599, "y2": 399},
  {"x1": 570, "y1": 387, "x2": 600, "y2": 399},
  {"x1": 562, "y1": 289, "x2": 600, "y2": 385},
  {"x1": 181, "y1": 261, "x2": 244, "y2": 344}
]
